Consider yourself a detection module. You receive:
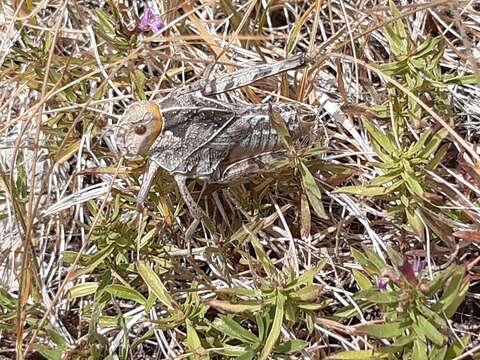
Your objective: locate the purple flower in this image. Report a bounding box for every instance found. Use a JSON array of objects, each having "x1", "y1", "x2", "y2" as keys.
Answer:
[
  {"x1": 135, "y1": 7, "x2": 164, "y2": 33},
  {"x1": 399, "y1": 258, "x2": 423, "y2": 282},
  {"x1": 376, "y1": 277, "x2": 389, "y2": 290},
  {"x1": 413, "y1": 259, "x2": 423, "y2": 278}
]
